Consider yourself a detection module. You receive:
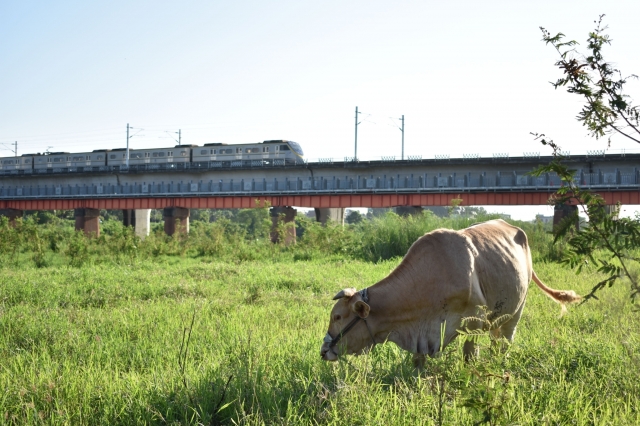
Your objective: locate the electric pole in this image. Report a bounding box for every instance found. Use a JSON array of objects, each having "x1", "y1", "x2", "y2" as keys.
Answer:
[
  {"x1": 177, "y1": 129, "x2": 181, "y2": 146},
  {"x1": 400, "y1": 115, "x2": 404, "y2": 160},
  {"x1": 355, "y1": 106, "x2": 361, "y2": 160},
  {"x1": 126, "y1": 123, "x2": 130, "y2": 167},
  {"x1": 125, "y1": 124, "x2": 144, "y2": 167}
]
